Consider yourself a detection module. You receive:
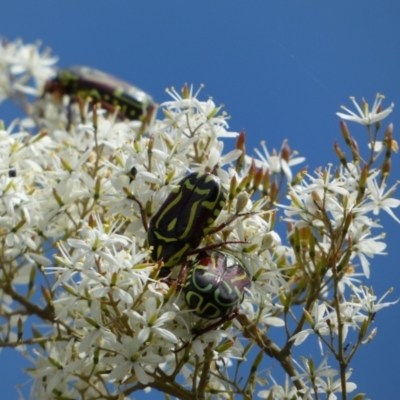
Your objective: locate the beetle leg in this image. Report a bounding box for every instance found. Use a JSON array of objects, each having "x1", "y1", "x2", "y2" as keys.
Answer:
[
  {"x1": 208, "y1": 211, "x2": 258, "y2": 236},
  {"x1": 187, "y1": 241, "x2": 247, "y2": 256},
  {"x1": 191, "y1": 308, "x2": 239, "y2": 342},
  {"x1": 176, "y1": 258, "x2": 190, "y2": 289}
]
